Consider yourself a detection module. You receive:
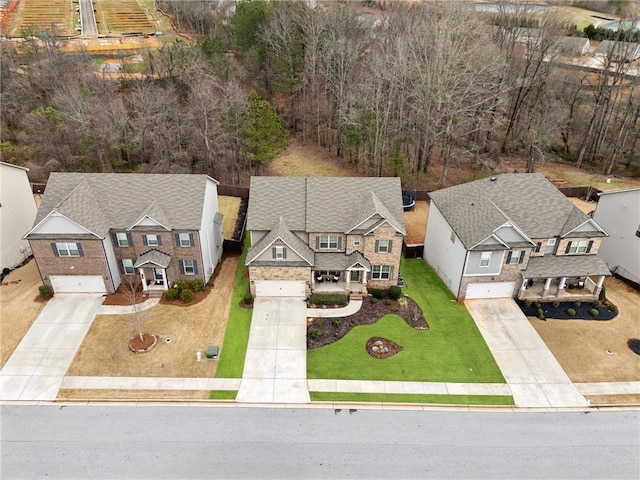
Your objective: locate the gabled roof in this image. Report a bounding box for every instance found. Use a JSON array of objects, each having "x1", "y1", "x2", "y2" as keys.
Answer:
[
  {"x1": 523, "y1": 255, "x2": 611, "y2": 279},
  {"x1": 314, "y1": 251, "x2": 372, "y2": 271},
  {"x1": 246, "y1": 176, "x2": 406, "y2": 235},
  {"x1": 134, "y1": 249, "x2": 172, "y2": 269},
  {"x1": 27, "y1": 173, "x2": 218, "y2": 238},
  {"x1": 429, "y1": 173, "x2": 605, "y2": 250},
  {"x1": 245, "y1": 217, "x2": 314, "y2": 266},
  {"x1": 595, "y1": 40, "x2": 640, "y2": 60}
]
